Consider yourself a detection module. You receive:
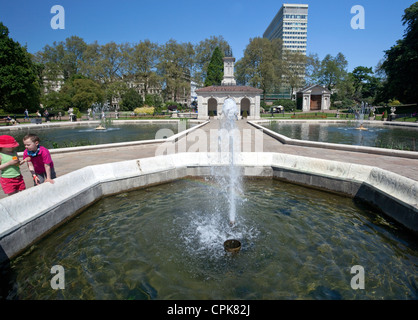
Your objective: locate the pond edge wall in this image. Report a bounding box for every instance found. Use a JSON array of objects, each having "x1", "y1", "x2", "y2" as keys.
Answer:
[{"x1": 0, "y1": 152, "x2": 417, "y2": 264}]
